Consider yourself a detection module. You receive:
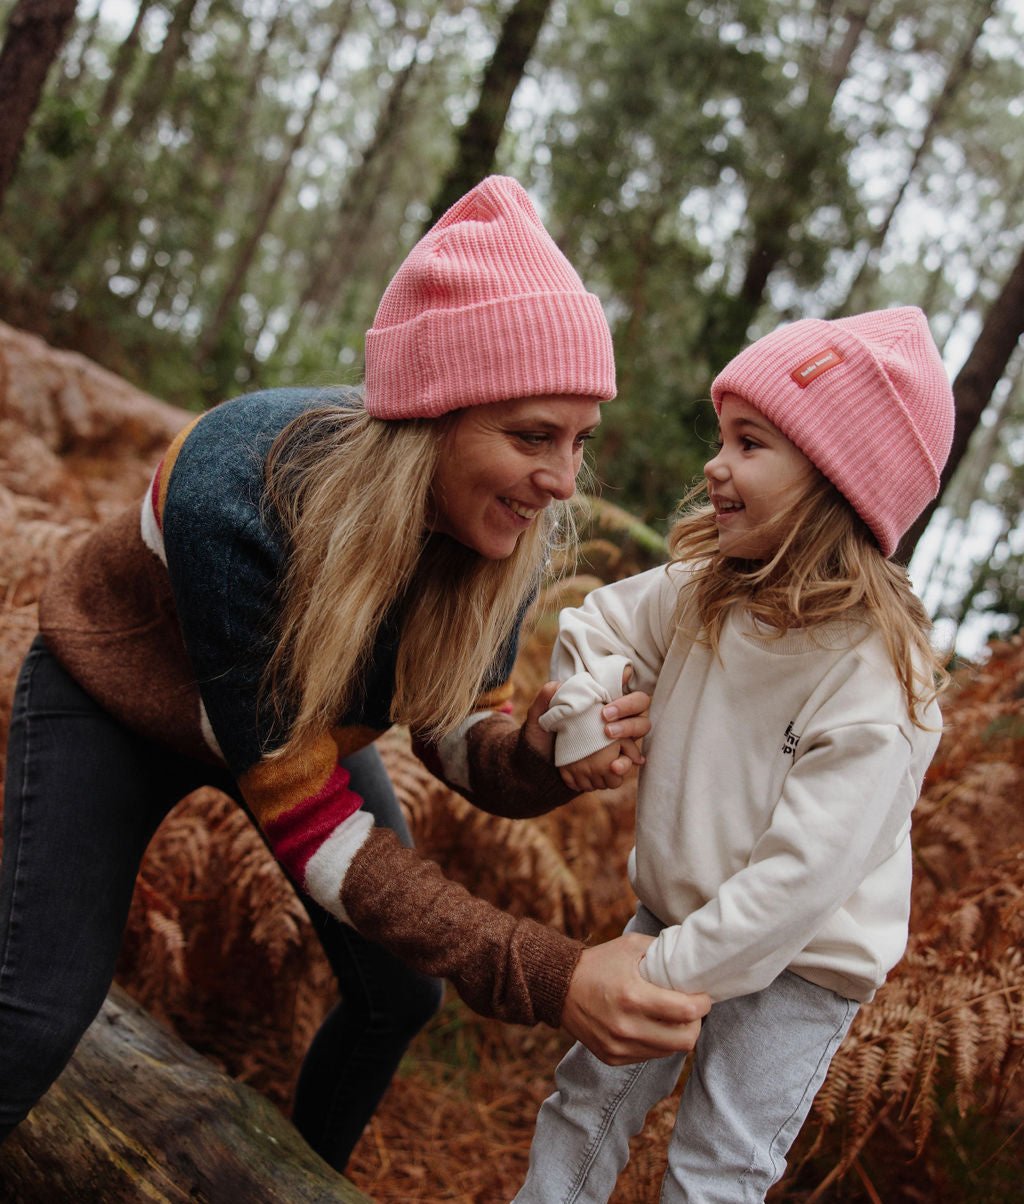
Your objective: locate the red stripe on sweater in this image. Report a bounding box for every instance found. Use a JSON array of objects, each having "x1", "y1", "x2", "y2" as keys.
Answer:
[
  {"x1": 150, "y1": 459, "x2": 165, "y2": 530},
  {"x1": 263, "y1": 764, "x2": 363, "y2": 882}
]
